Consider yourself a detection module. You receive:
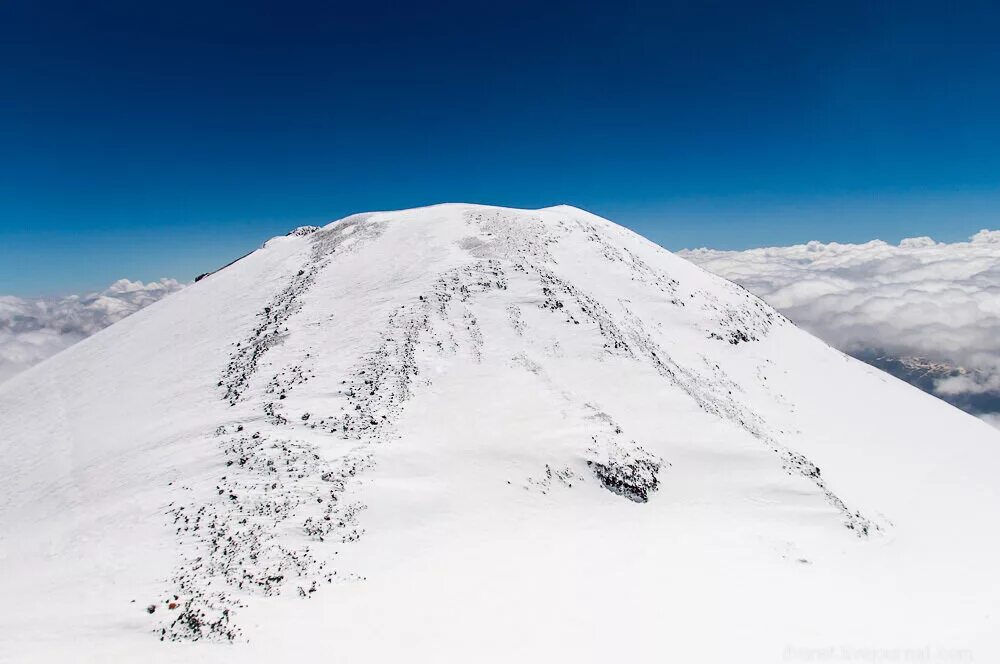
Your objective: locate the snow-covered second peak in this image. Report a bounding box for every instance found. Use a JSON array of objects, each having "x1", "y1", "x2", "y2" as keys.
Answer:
[{"x1": 2, "y1": 204, "x2": 999, "y2": 662}]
